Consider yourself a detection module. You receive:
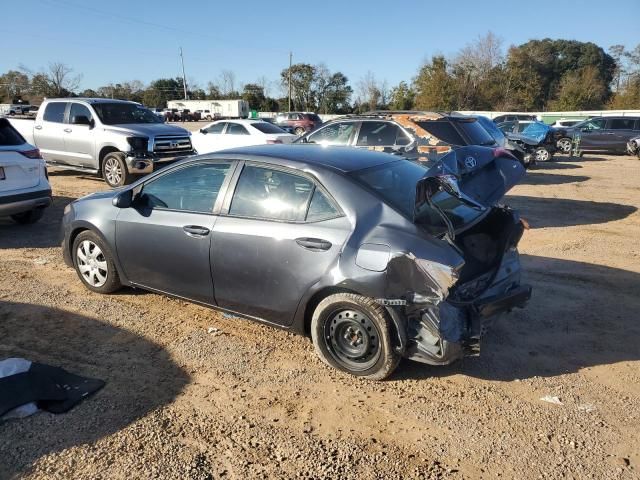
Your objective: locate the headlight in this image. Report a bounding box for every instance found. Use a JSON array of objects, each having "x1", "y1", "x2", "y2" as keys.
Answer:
[
  {"x1": 63, "y1": 203, "x2": 72, "y2": 215},
  {"x1": 126, "y1": 136, "x2": 149, "y2": 151}
]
